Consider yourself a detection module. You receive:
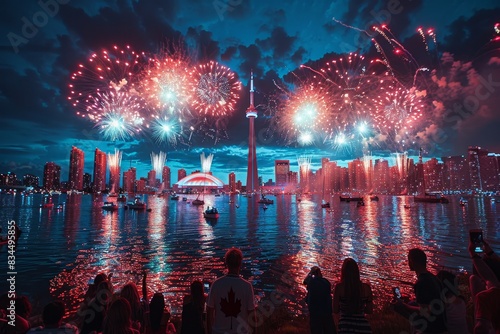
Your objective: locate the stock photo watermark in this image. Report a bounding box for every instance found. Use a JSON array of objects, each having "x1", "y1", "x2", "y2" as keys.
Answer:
[{"x1": 7, "y1": 0, "x2": 70, "y2": 54}]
